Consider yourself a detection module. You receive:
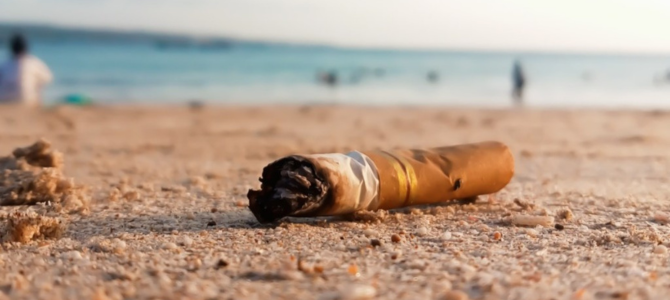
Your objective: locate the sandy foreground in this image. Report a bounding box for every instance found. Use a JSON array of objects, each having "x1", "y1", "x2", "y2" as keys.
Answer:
[{"x1": 1, "y1": 104, "x2": 670, "y2": 300}]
